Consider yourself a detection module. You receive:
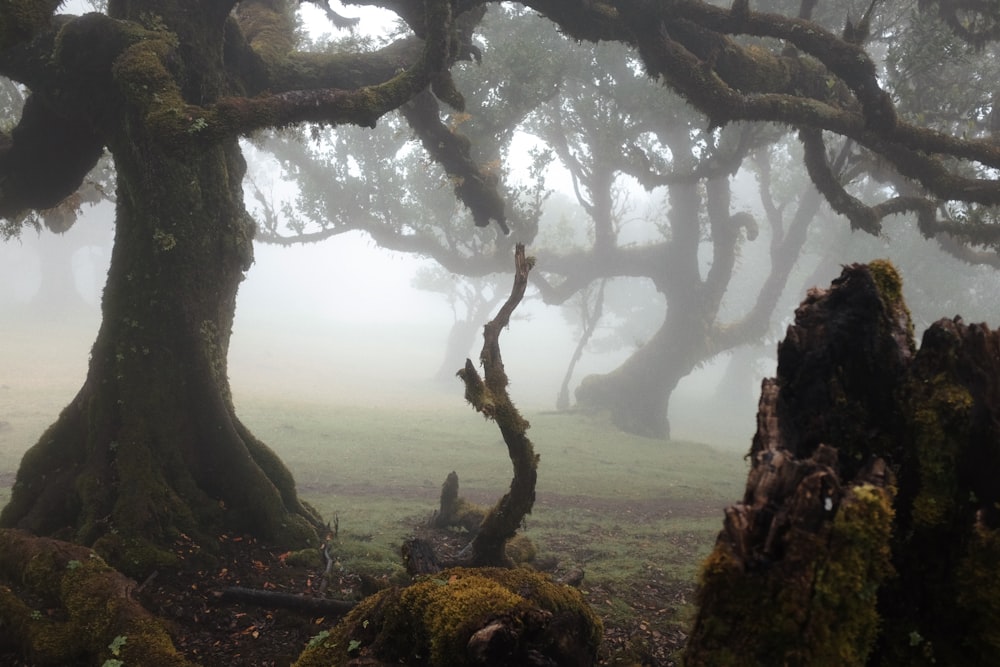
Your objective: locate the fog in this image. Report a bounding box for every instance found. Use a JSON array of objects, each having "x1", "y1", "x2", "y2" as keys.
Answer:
[
  {"x1": 6, "y1": 1, "x2": 999, "y2": 457},
  {"x1": 1, "y1": 190, "x2": 761, "y2": 451}
]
